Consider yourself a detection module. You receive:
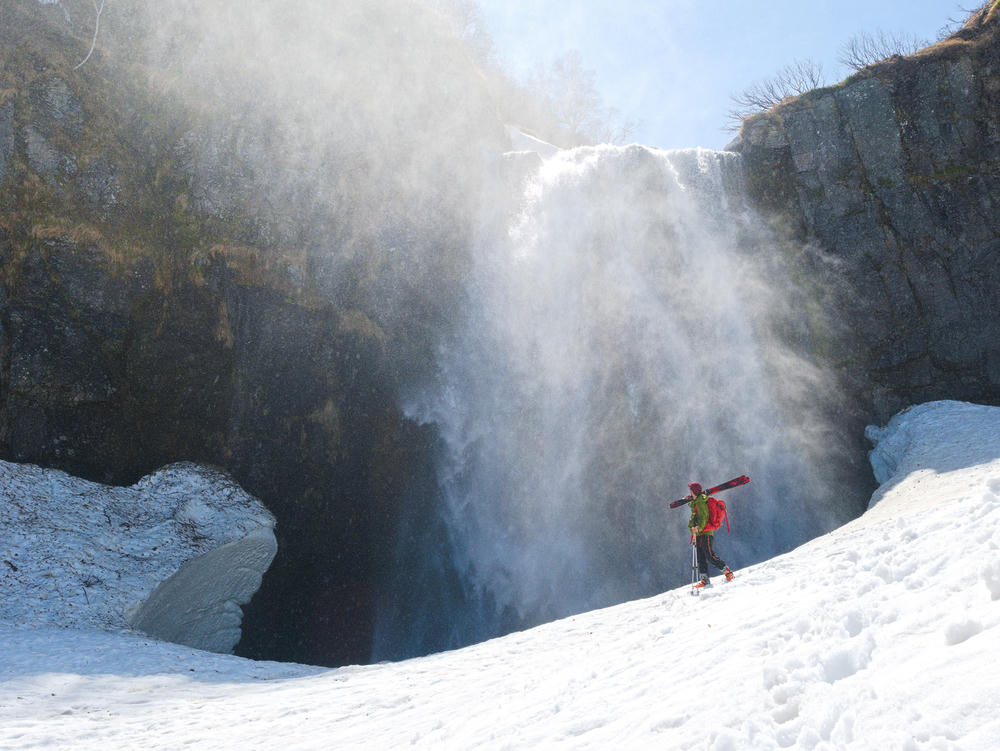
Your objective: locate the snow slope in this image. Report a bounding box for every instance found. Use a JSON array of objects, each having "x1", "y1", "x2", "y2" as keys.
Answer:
[
  {"x1": 2, "y1": 400, "x2": 999, "y2": 750},
  {"x1": 0, "y1": 461, "x2": 276, "y2": 654}
]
